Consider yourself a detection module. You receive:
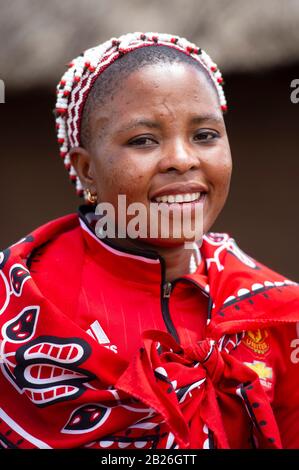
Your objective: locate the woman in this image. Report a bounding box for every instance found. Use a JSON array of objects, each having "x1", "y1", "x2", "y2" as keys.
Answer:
[{"x1": 0, "y1": 32, "x2": 298, "y2": 449}]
